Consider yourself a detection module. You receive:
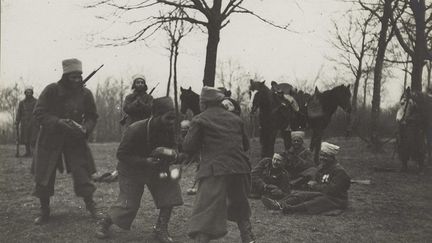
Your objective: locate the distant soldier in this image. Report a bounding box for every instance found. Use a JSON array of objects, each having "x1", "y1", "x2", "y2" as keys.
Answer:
[
  {"x1": 261, "y1": 142, "x2": 351, "y2": 215},
  {"x1": 251, "y1": 153, "x2": 291, "y2": 200},
  {"x1": 183, "y1": 87, "x2": 255, "y2": 243},
  {"x1": 122, "y1": 74, "x2": 153, "y2": 127},
  {"x1": 32, "y1": 58, "x2": 99, "y2": 225},
  {"x1": 283, "y1": 131, "x2": 316, "y2": 189},
  {"x1": 15, "y1": 86, "x2": 39, "y2": 157}
]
